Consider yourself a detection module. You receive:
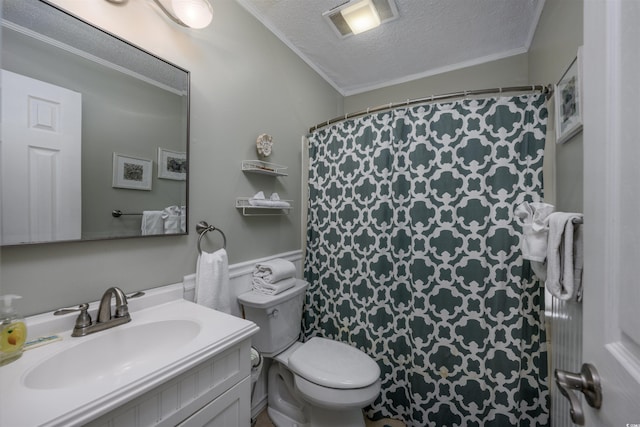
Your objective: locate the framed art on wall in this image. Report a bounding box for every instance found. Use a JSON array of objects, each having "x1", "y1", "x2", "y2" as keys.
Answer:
[
  {"x1": 555, "y1": 46, "x2": 583, "y2": 144},
  {"x1": 112, "y1": 153, "x2": 153, "y2": 190},
  {"x1": 157, "y1": 148, "x2": 187, "y2": 180}
]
